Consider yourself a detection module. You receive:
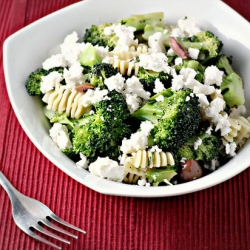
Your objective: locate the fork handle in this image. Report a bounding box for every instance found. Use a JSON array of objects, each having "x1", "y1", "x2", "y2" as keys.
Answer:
[{"x1": 0, "y1": 171, "x2": 19, "y2": 202}]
